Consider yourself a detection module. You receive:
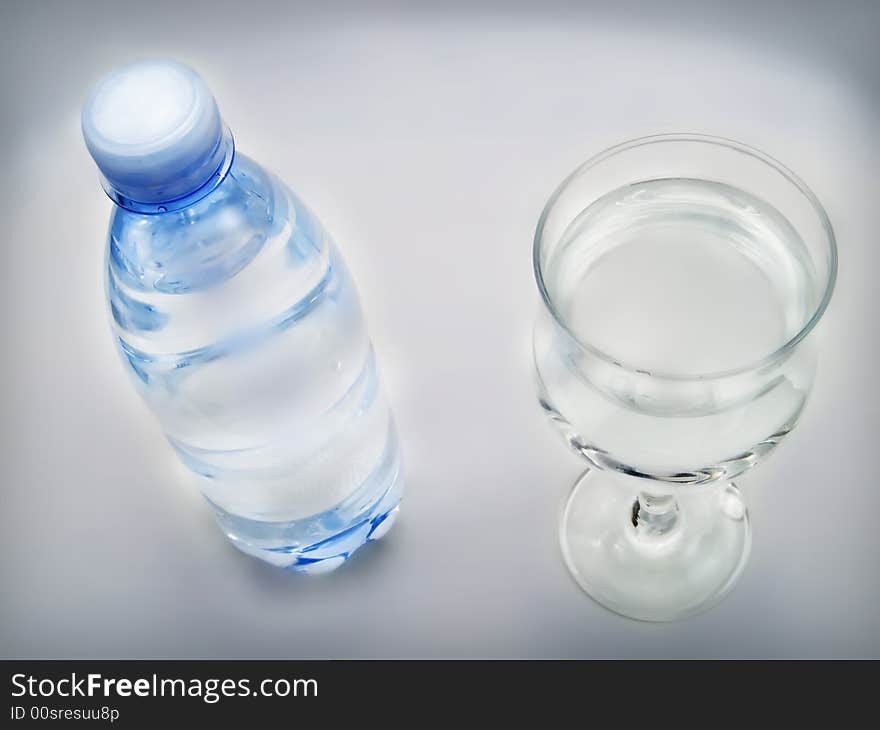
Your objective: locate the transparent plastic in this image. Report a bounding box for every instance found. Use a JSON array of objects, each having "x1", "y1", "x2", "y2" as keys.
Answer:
[
  {"x1": 85, "y1": 62, "x2": 402, "y2": 572},
  {"x1": 533, "y1": 135, "x2": 836, "y2": 620}
]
